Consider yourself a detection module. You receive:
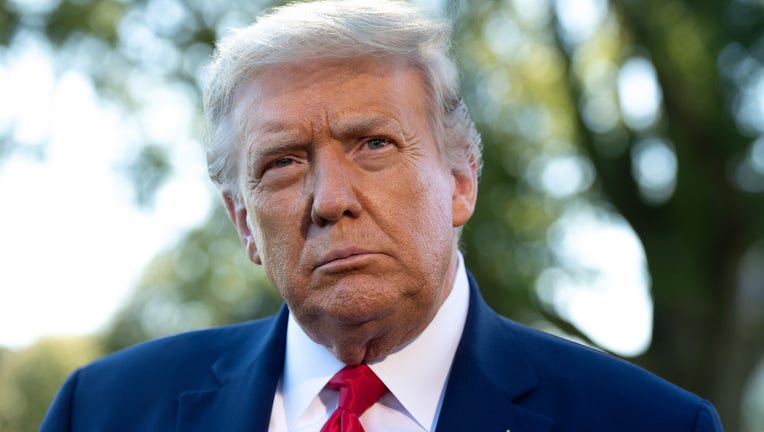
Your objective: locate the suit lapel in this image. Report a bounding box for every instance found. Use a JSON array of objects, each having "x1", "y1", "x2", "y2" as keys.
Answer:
[
  {"x1": 435, "y1": 274, "x2": 554, "y2": 432},
  {"x1": 176, "y1": 306, "x2": 289, "y2": 432}
]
